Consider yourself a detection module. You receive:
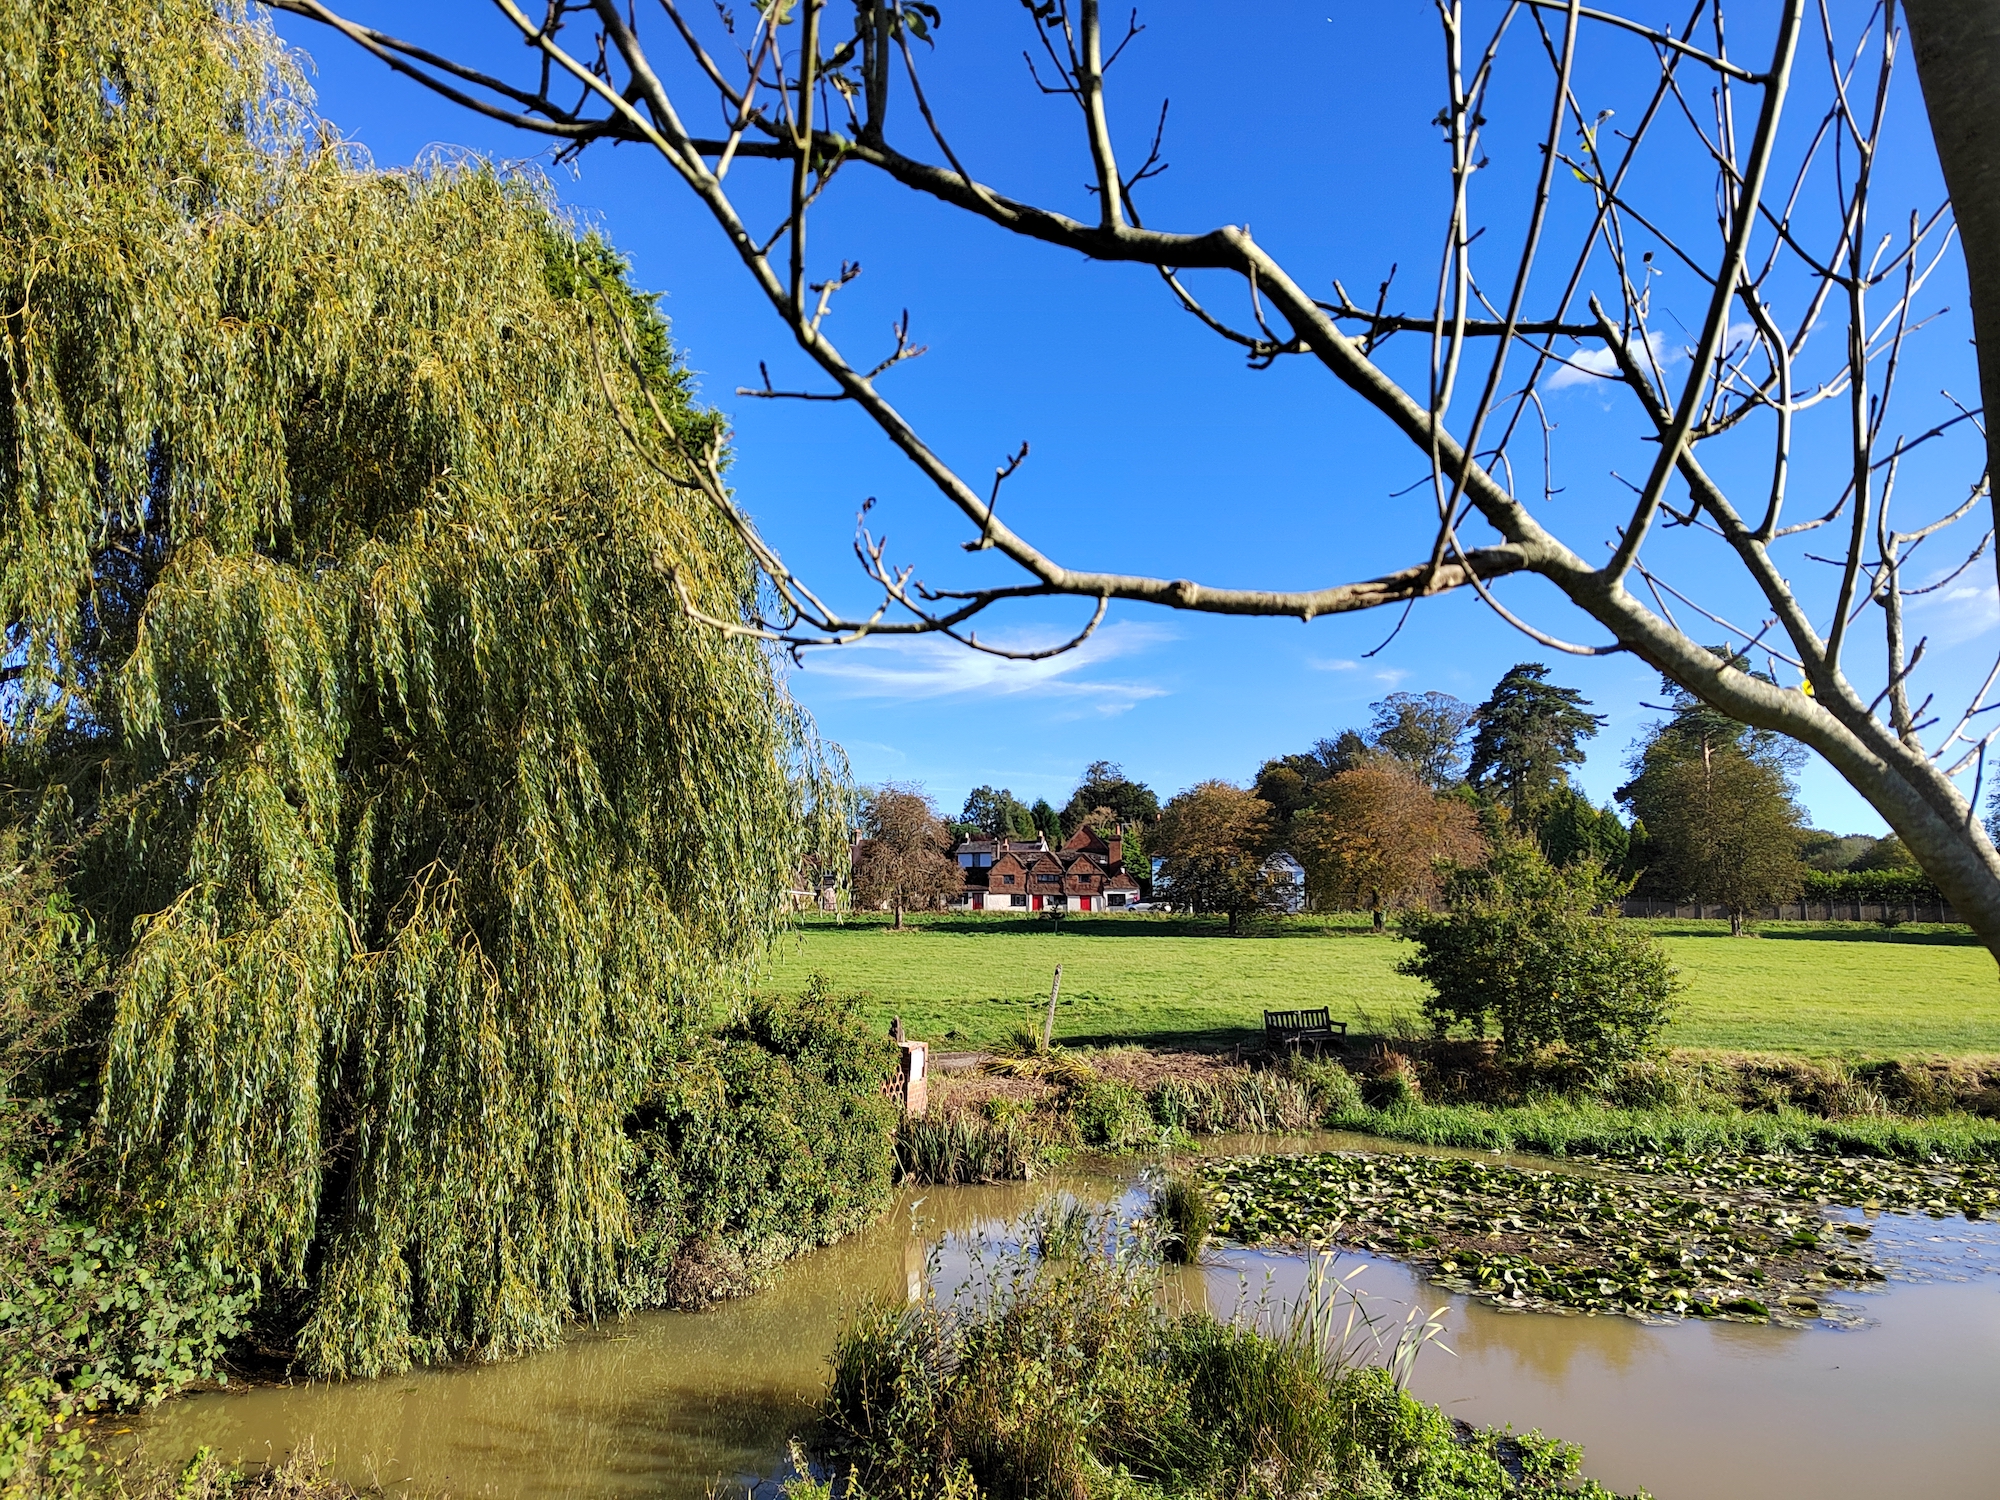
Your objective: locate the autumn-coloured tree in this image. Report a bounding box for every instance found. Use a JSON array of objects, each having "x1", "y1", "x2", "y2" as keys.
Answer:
[
  {"x1": 1294, "y1": 763, "x2": 1488, "y2": 930},
  {"x1": 1152, "y1": 782, "x2": 1281, "y2": 934},
  {"x1": 851, "y1": 786, "x2": 959, "y2": 929}
]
